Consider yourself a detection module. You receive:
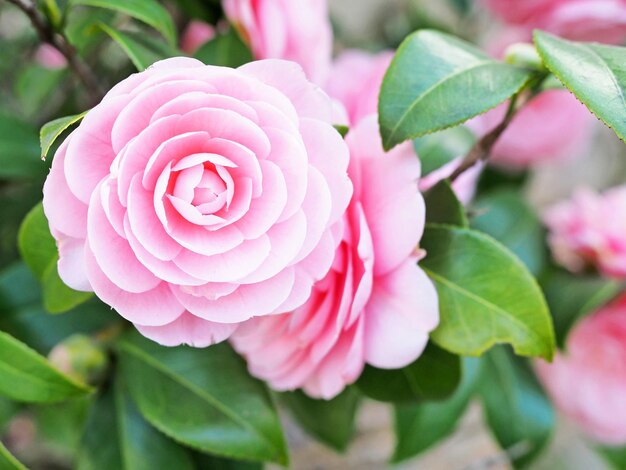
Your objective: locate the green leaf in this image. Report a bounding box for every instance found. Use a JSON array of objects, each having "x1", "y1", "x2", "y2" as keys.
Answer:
[
  {"x1": 194, "y1": 29, "x2": 253, "y2": 67},
  {"x1": 356, "y1": 343, "x2": 461, "y2": 403},
  {"x1": 192, "y1": 453, "x2": 263, "y2": 470},
  {"x1": 0, "y1": 397, "x2": 17, "y2": 433},
  {"x1": 534, "y1": 30, "x2": 626, "y2": 143},
  {"x1": 118, "y1": 332, "x2": 288, "y2": 464},
  {"x1": 541, "y1": 270, "x2": 624, "y2": 348},
  {"x1": 379, "y1": 29, "x2": 533, "y2": 150},
  {"x1": 0, "y1": 264, "x2": 116, "y2": 355},
  {"x1": 18, "y1": 203, "x2": 92, "y2": 313},
  {"x1": 421, "y1": 225, "x2": 555, "y2": 360},
  {"x1": 99, "y1": 25, "x2": 182, "y2": 72},
  {"x1": 393, "y1": 358, "x2": 481, "y2": 462},
  {"x1": 0, "y1": 330, "x2": 91, "y2": 403},
  {"x1": 77, "y1": 380, "x2": 194, "y2": 470},
  {"x1": 478, "y1": 347, "x2": 554, "y2": 468},
  {"x1": 424, "y1": 180, "x2": 468, "y2": 228},
  {"x1": 34, "y1": 398, "x2": 91, "y2": 457},
  {"x1": 597, "y1": 445, "x2": 626, "y2": 470},
  {"x1": 471, "y1": 189, "x2": 547, "y2": 276},
  {"x1": 70, "y1": 0, "x2": 176, "y2": 45},
  {"x1": 281, "y1": 387, "x2": 360, "y2": 452},
  {"x1": 0, "y1": 113, "x2": 44, "y2": 179},
  {"x1": 0, "y1": 441, "x2": 27, "y2": 470},
  {"x1": 413, "y1": 125, "x2": 475, "y2": 175},
  {"x1": 40, "y1": 112, "x2": 87, "y2": 161}
]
